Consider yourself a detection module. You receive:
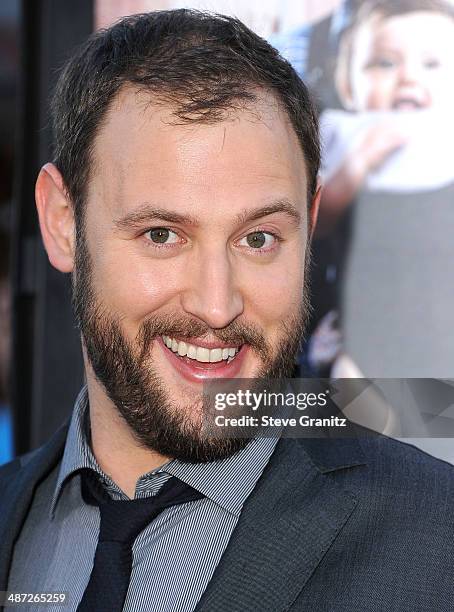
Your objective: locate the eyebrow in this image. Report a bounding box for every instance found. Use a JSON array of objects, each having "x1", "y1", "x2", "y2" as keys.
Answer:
[
  {"x1": 114, "y1": 198, "x2": 302, "y2": 230},
  {"x1": 114, "y1": 205, "x2": 199, "y2": 230},
  {"x1": 236, "y1": 200, "x2": 302, "y2": 226}
]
